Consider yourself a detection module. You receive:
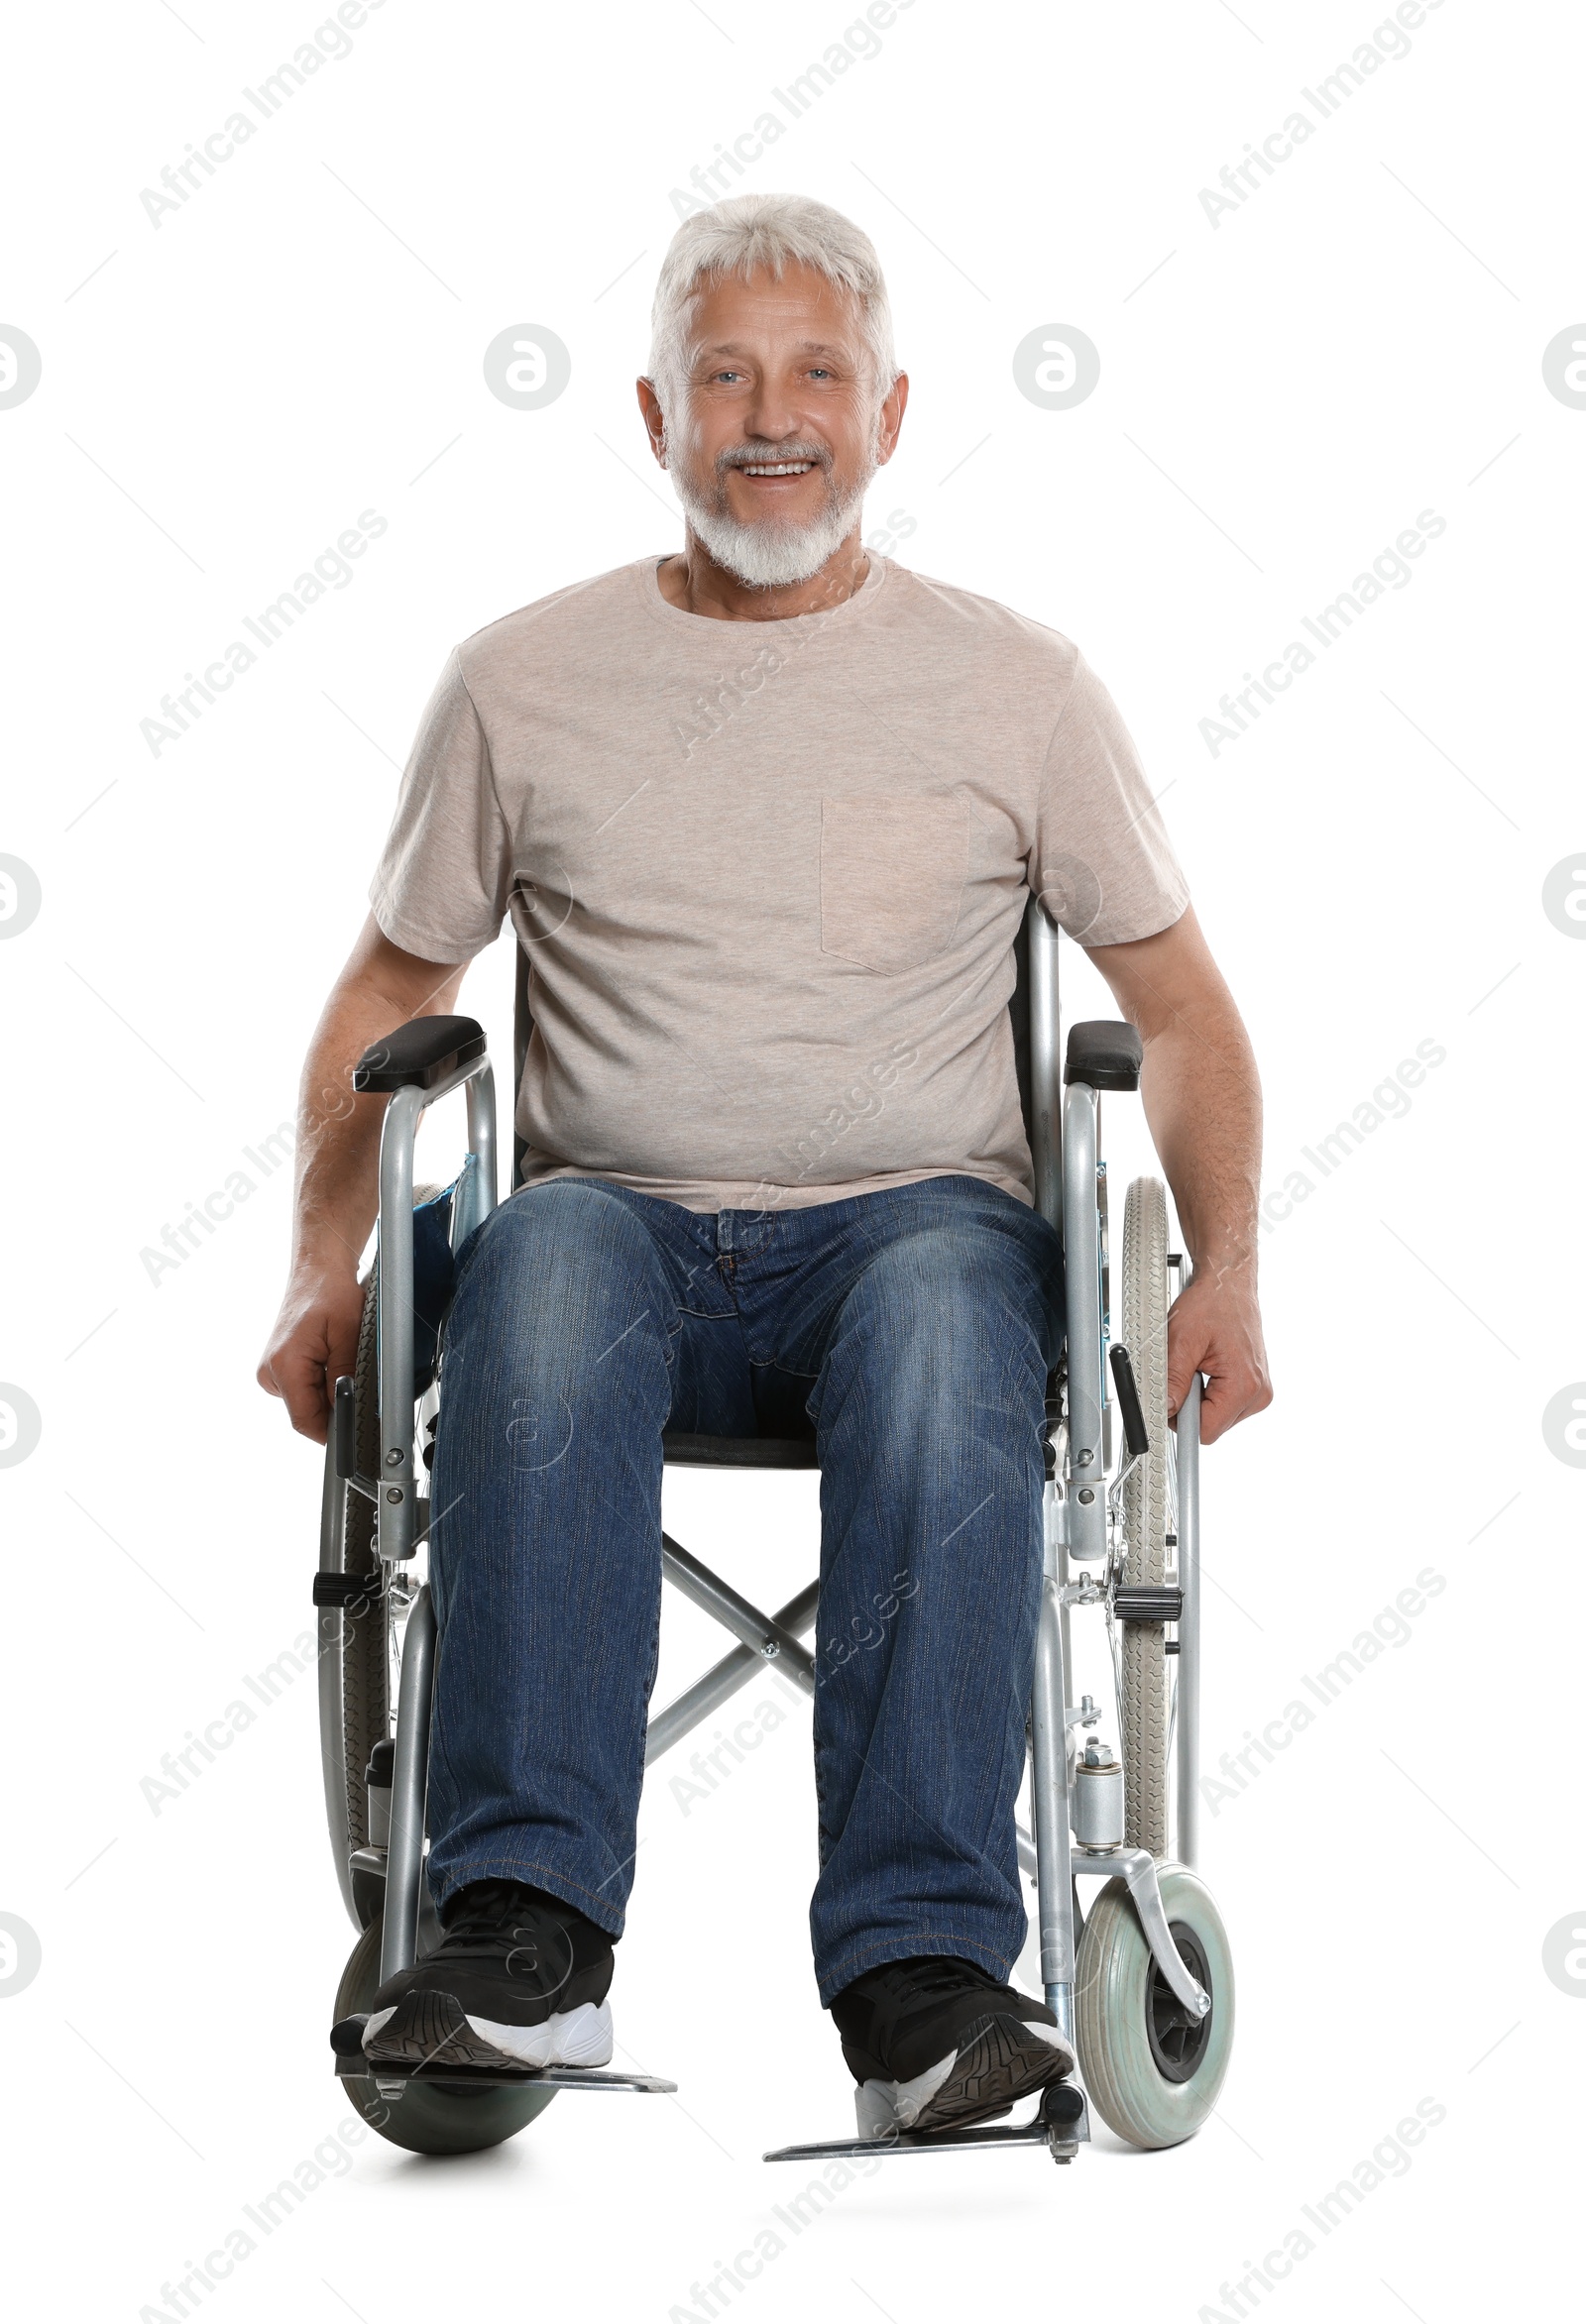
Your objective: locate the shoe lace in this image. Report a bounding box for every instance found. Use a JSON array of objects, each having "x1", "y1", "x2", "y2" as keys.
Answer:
[
  {"x1": 440, "y1": 1881, "x2": 546, "y2": 1944},
  {"x1": 438, "y1": 1882, "x2": 575, "y2": 1993},
  {"x1": 879, "y1": 1955, "x2": 994, "y2": 2006}
]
